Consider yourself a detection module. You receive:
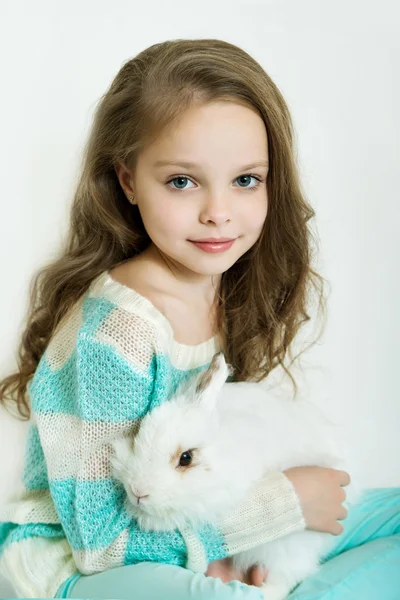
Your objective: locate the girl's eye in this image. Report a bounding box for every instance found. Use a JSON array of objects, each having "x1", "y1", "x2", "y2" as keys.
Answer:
[
  {"x1": 166, "y1": 174, "x2": 265, "y2": 192},
  {"x1": 178, "y1": 450, "x2": 193, "y2": 467},
  {"x1": 167, "y1": 176, "x2": 196, "y2": 191}
]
